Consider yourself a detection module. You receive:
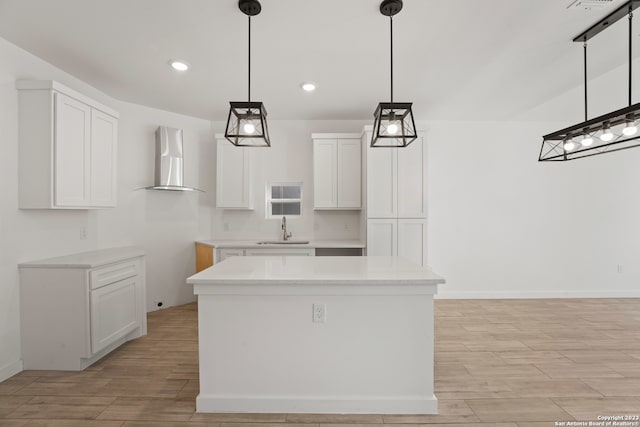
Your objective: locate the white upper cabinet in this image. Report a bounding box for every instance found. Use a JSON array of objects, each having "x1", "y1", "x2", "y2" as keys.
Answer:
[
  {"x1": 312, "y1": 134, "x2": 361, "y2": 210},
  {"x1": 366, "y1": 132, "x2": 425, "y2": 219},
  {"x1": 313, "y1": 139, "x2": 338, "y2": 208},
  {"x1": 337, "y1": 139, "x2": 362, "y2": 208},
  {"x1": 90, "y1": 110, "x2": 118, "y2": 207},
  {"x1": 216, "y1": 138, "x2": 253, "y2": 209},
  {"x1": 17, "y1": 80, "x2": 119, "y2": 209}
]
